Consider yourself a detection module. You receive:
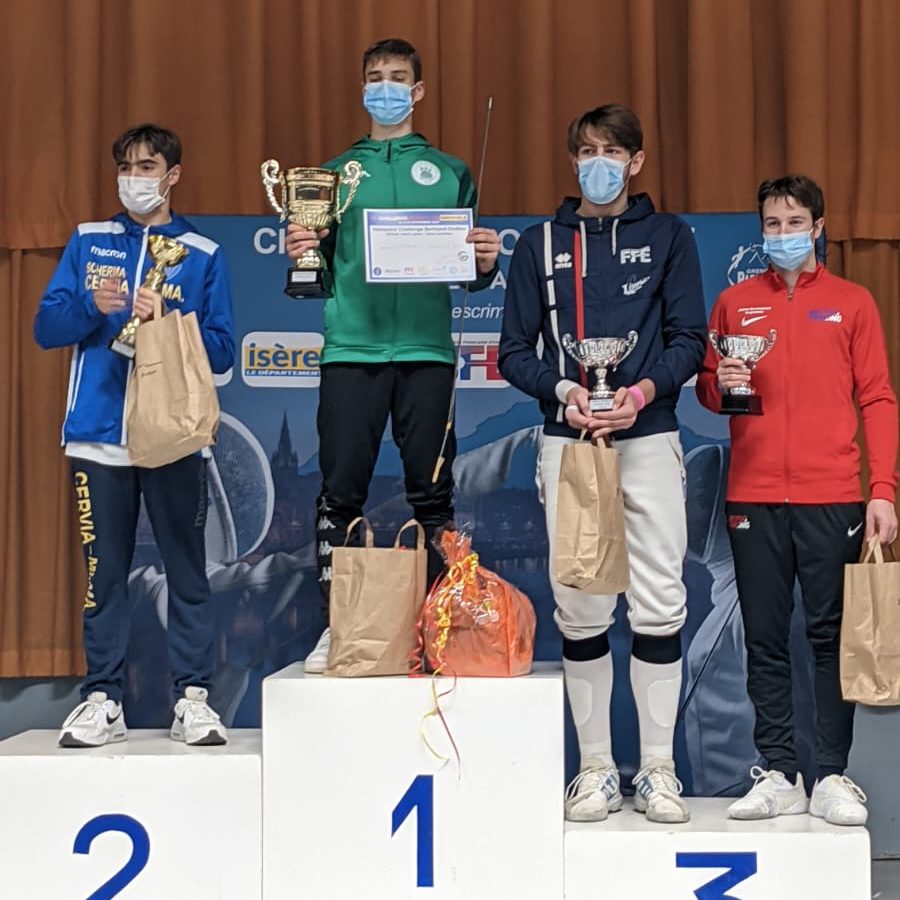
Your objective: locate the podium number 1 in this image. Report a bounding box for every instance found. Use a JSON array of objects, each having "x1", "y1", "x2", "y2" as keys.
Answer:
[
  {"x1": 73, "y1": 814, "x2": 150, "y2": 900},
  {"x1": 391, "y1": 775, "x2": 434, "y2": 887}
]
